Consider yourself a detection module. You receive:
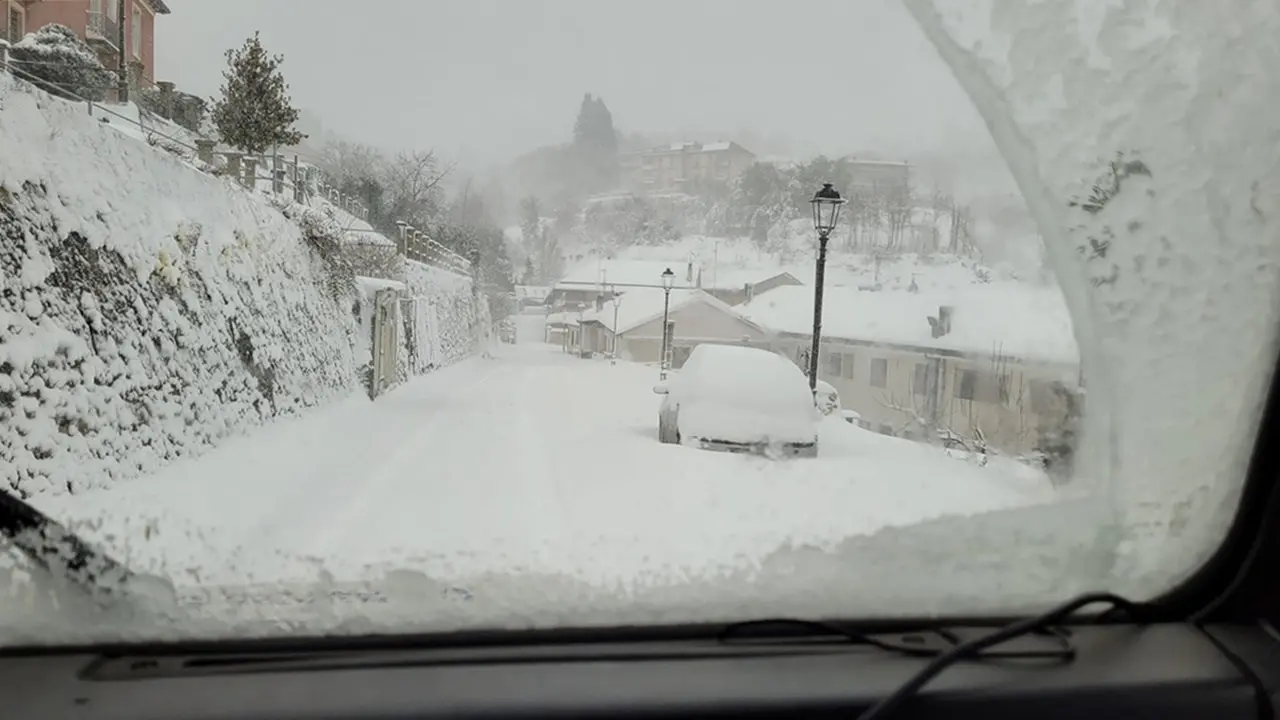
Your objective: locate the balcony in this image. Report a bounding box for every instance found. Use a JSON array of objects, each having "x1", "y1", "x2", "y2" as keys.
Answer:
[{"x1": 85, "y1": 11, "x2": 120, "y2": 52}]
